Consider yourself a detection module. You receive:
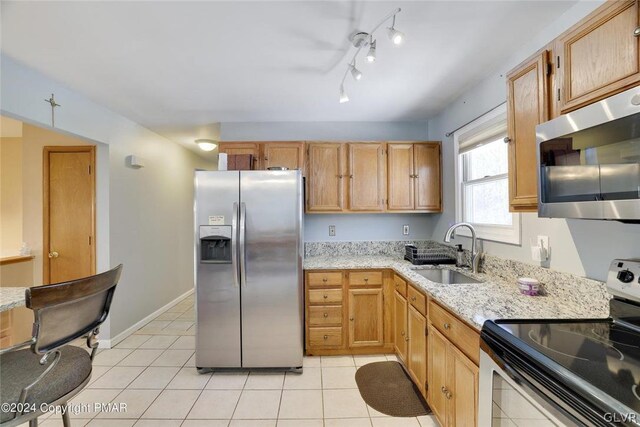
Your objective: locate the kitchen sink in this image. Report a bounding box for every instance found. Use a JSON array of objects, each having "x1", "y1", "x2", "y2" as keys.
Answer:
[{"x1": 412, "y1": 268, "x2": 483, "y2": 284}]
